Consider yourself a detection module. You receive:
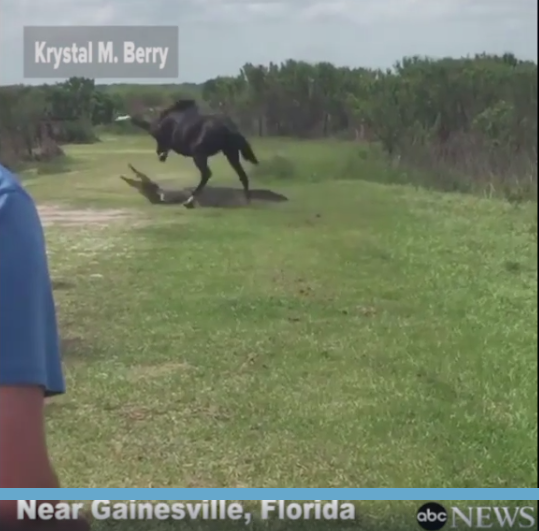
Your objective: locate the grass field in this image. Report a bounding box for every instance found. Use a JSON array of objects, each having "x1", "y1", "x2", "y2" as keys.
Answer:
[{"x1": 20, "y1": 134, "x2": 537, "y2": 519}]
